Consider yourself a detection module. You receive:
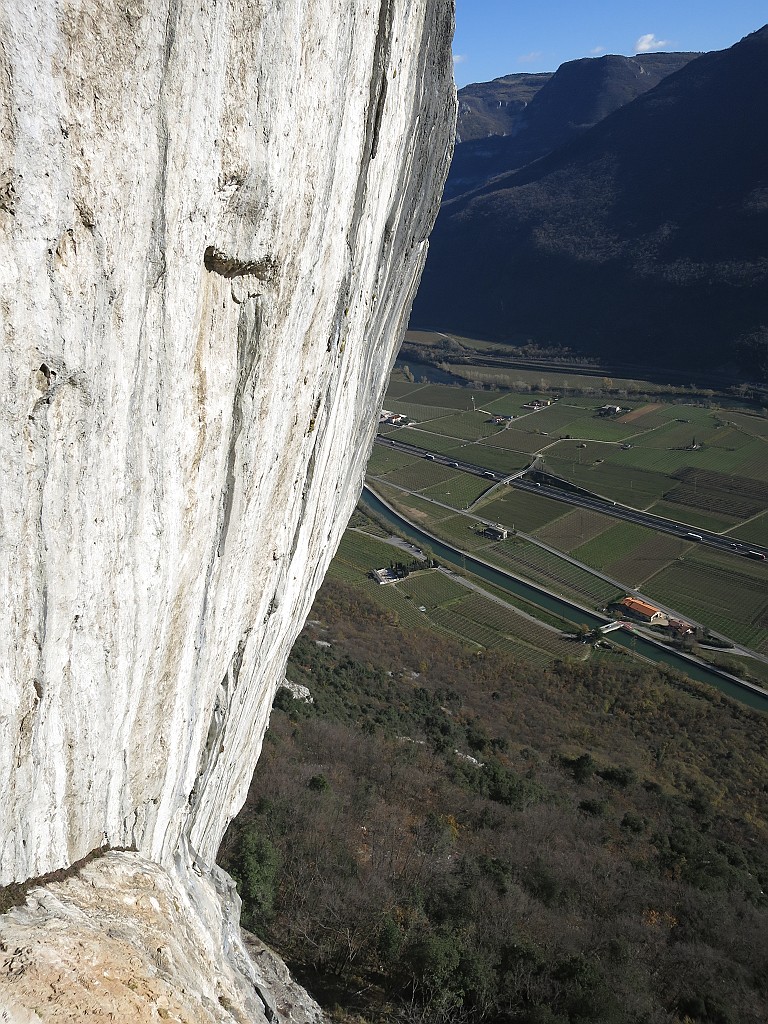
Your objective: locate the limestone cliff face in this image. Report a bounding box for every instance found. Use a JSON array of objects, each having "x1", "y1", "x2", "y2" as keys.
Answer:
[
  {"x1": 0, "y1": 0, "x2": 454, "y2": 885},
  {"x1": 0, "y1": 1, "x2": 453, "y2": 1017}
]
